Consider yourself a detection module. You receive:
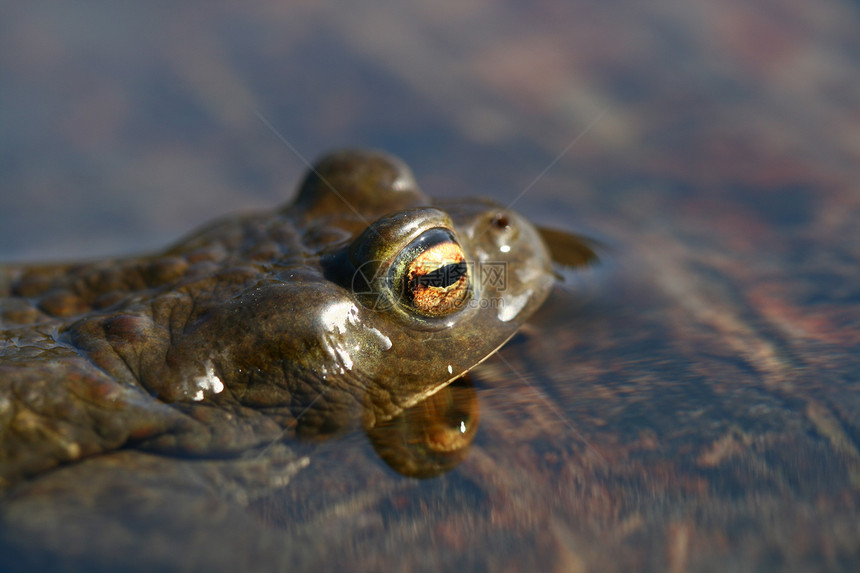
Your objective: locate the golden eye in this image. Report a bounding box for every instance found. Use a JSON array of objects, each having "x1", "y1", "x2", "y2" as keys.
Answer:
[{"x1": 394, "y1": 229, "x2": 471, "y2": 317}]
